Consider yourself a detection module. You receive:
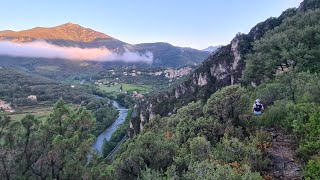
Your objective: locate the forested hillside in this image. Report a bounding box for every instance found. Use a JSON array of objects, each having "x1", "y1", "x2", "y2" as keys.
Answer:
[
  {"x1": 113, "y1": 0, "x2": 320, "y2": 179},
  {"x1": 108, "y1": 71, "x2": 320, "y2": 179},
  {"x1": 129, "y1": 5, "x2": 299, "y2": 137}
]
